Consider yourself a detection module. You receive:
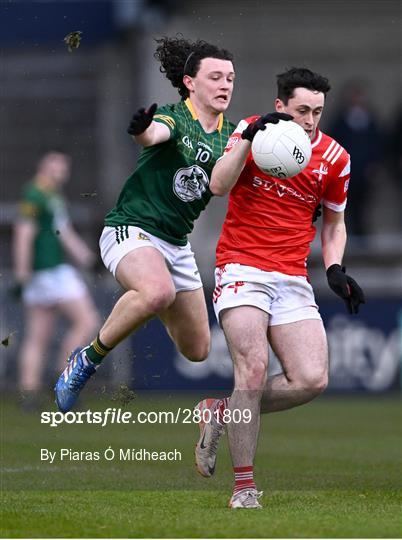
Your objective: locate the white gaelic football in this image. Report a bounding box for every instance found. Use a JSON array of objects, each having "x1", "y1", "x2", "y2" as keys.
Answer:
[{"x1": 251, "y1": 120, "x2": 312, "y2": 178}]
